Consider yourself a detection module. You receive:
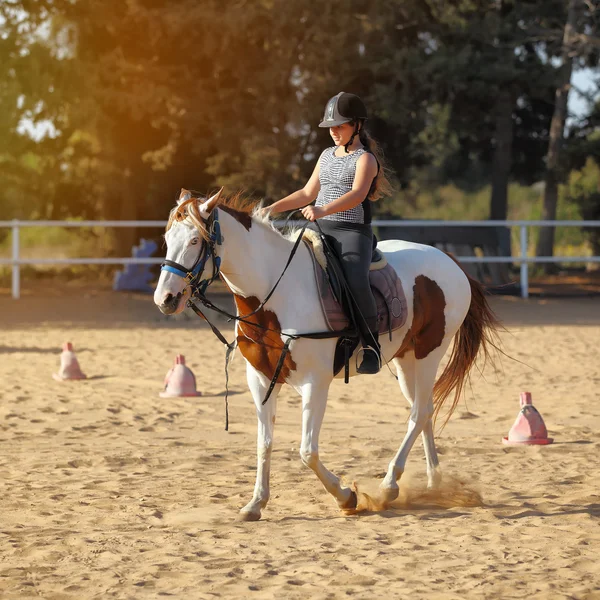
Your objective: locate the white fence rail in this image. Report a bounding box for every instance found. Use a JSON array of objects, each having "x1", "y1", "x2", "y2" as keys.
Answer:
[{"x1": 2, "y1": 219, "x2": 600, "y2": 300}]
